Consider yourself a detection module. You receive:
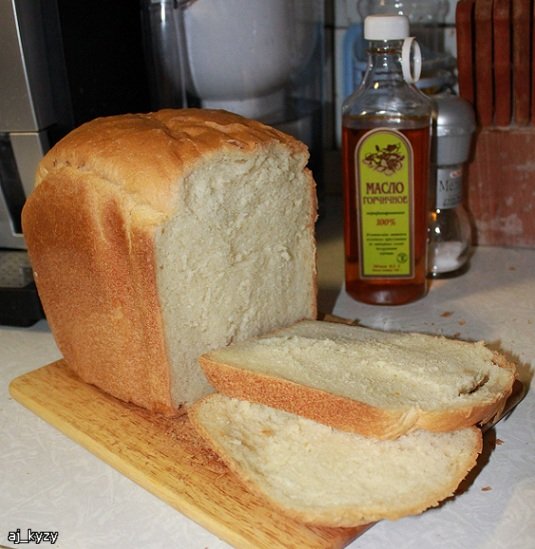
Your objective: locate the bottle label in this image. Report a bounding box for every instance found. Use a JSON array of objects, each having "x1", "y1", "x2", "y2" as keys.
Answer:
[
  {"x1": 355, "y1": 128, "x2": 414, "y2": 278},
  {"x1": 436, "y1": 167, "x2": 463, "y2": 209}
]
